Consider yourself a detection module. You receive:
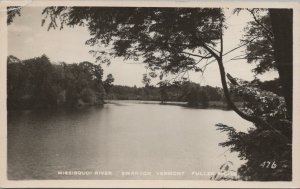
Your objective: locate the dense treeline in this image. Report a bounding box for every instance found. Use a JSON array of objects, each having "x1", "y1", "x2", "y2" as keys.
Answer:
[
  {"x1": 106, "y1": 82, "x2": 225, "y2": 107},
  {"x1": 106, "y1": 79, "x2": 280, "y2": 109},
  {"x1": 7, "y1": 55, "x2": 279, "y2": 110},
  {"x1": 7, "y1": 55, "x2": 112, "y2": 110},
  {"x1": 106, "y1": 85, "x2": 161, "y2": 101}
]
